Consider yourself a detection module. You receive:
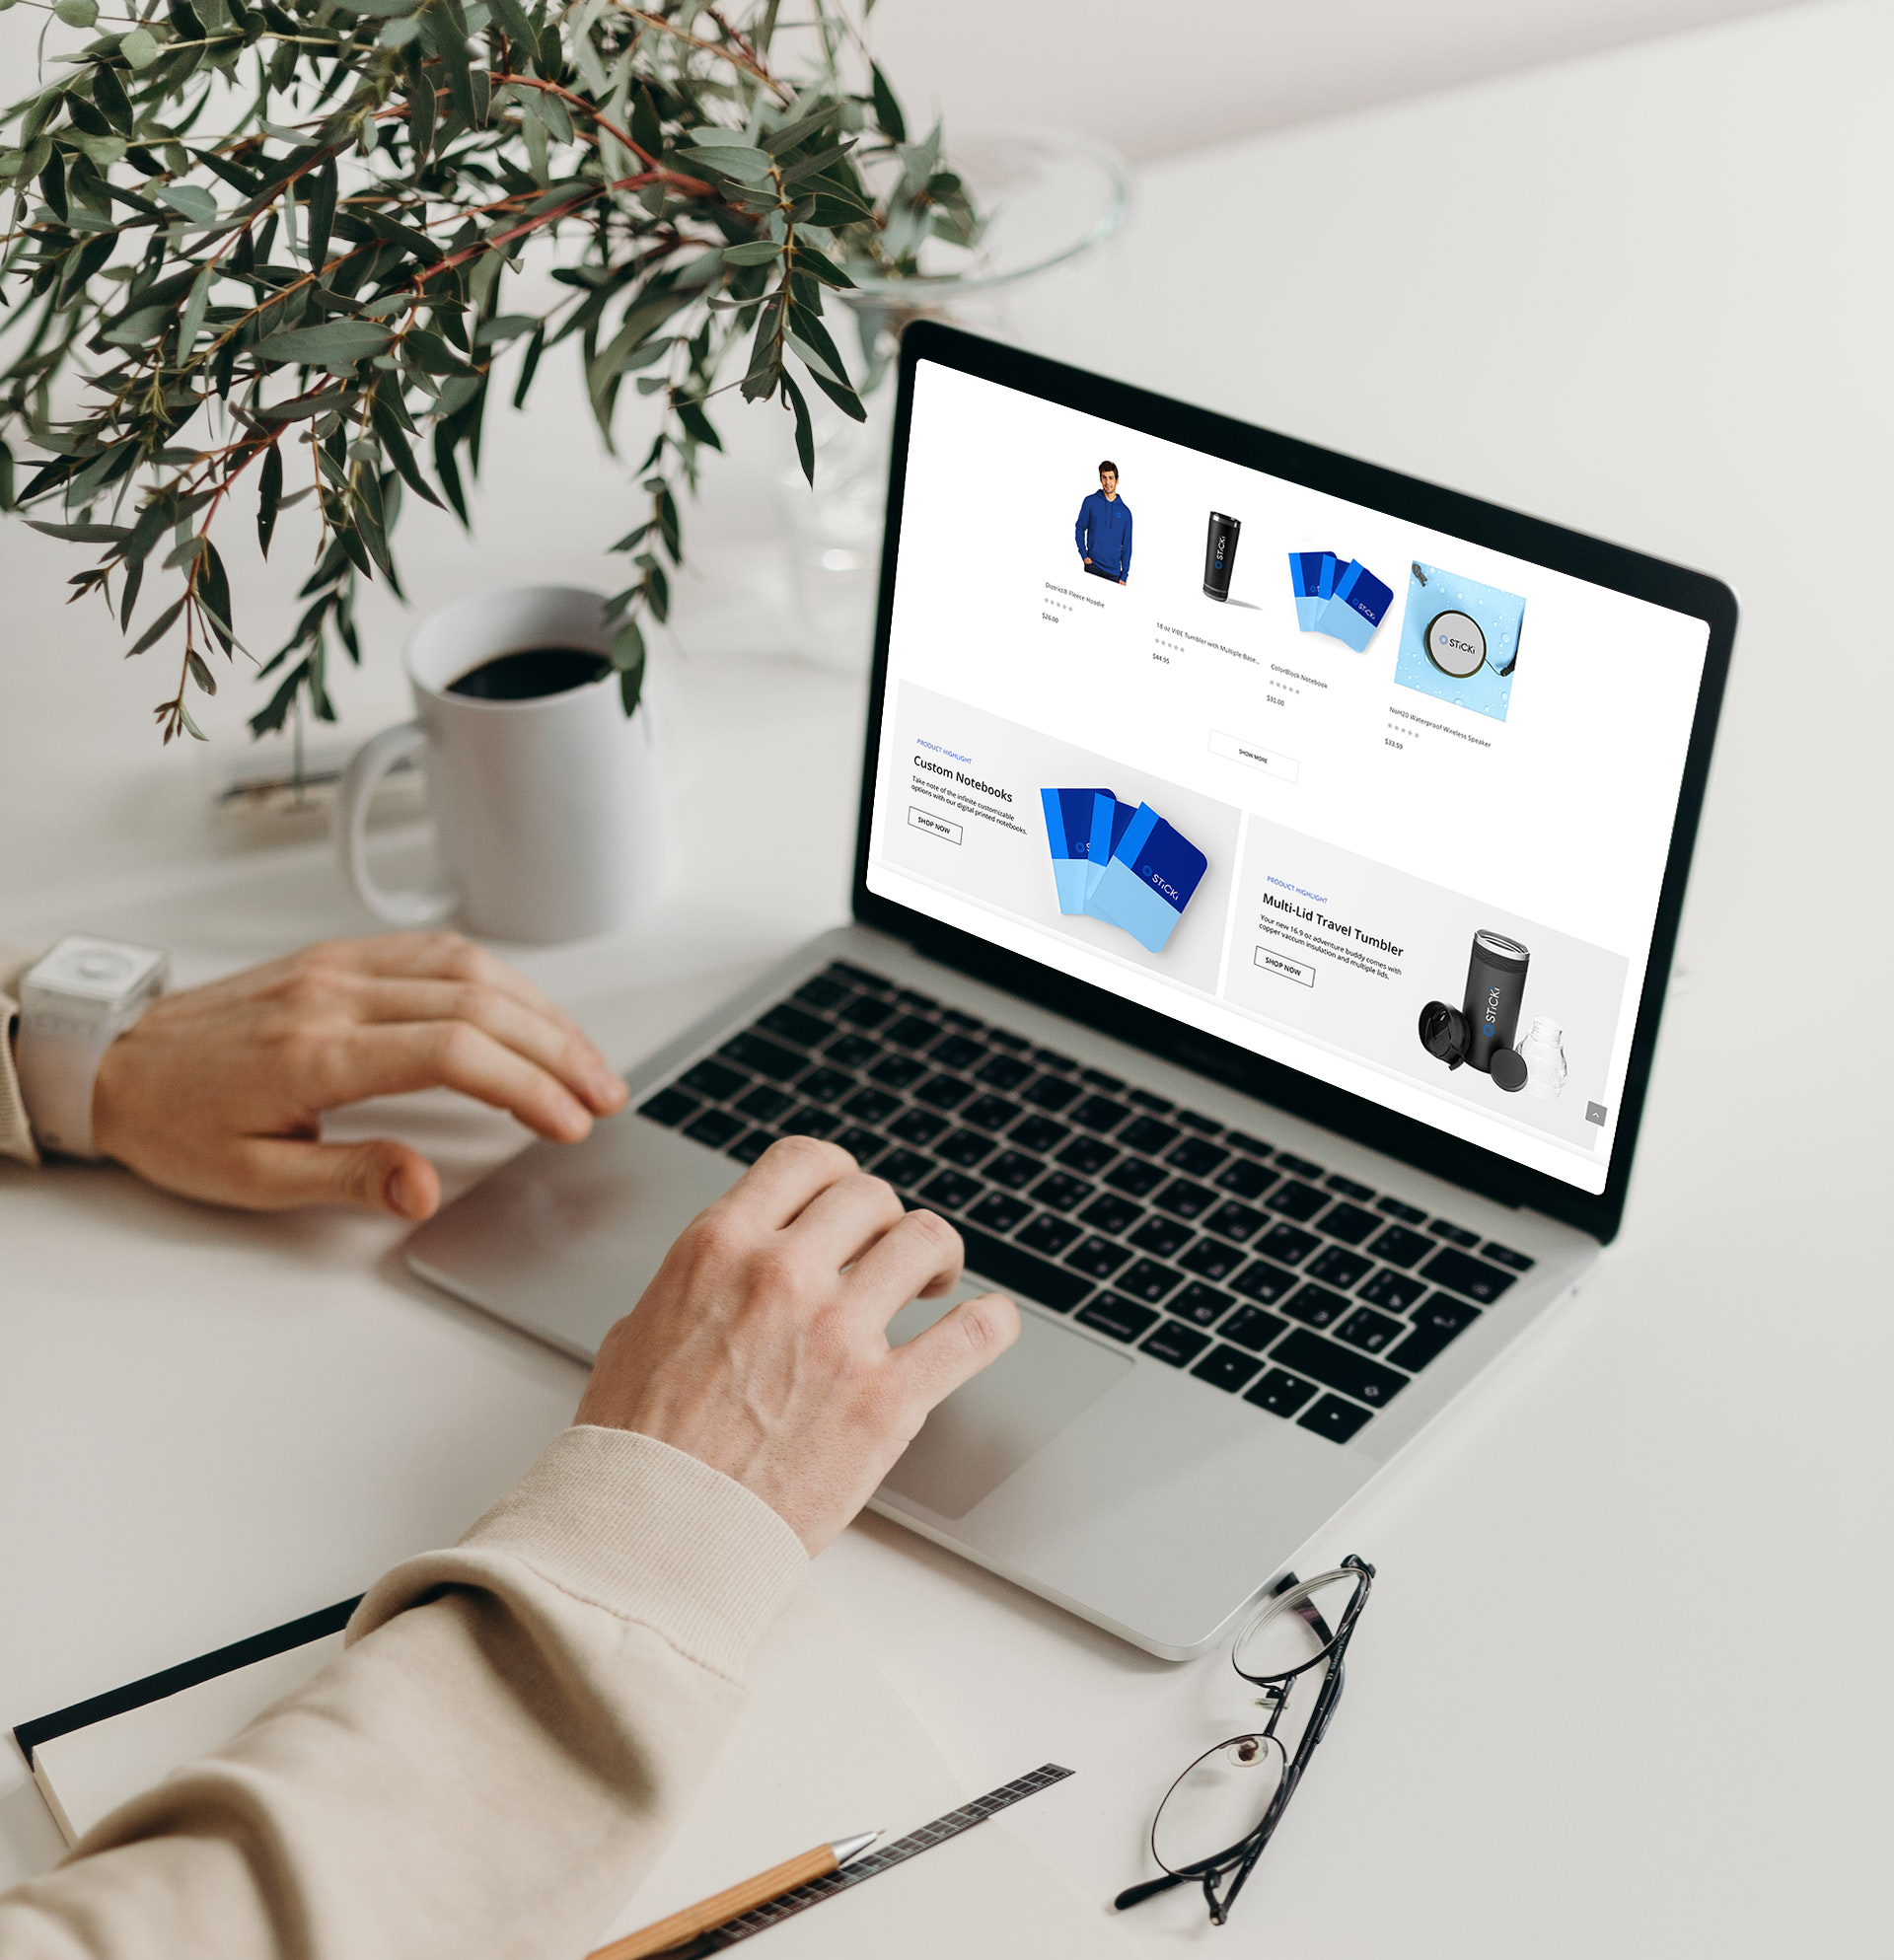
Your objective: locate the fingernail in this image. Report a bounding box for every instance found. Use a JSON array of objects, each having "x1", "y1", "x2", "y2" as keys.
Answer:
[{"x1": 385, "y1": 1164, "x2": 416, "y2": 1216}]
